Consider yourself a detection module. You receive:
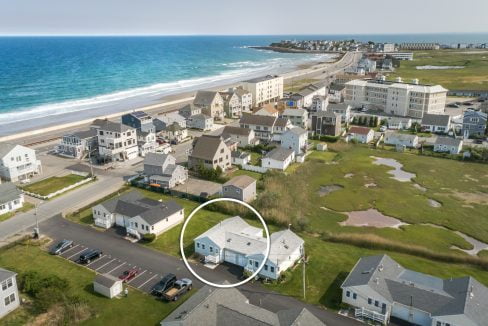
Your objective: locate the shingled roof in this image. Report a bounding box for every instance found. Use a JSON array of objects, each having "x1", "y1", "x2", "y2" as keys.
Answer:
[{"x1": 190, "y1": 135, "x2": 226, "y2": 161}]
